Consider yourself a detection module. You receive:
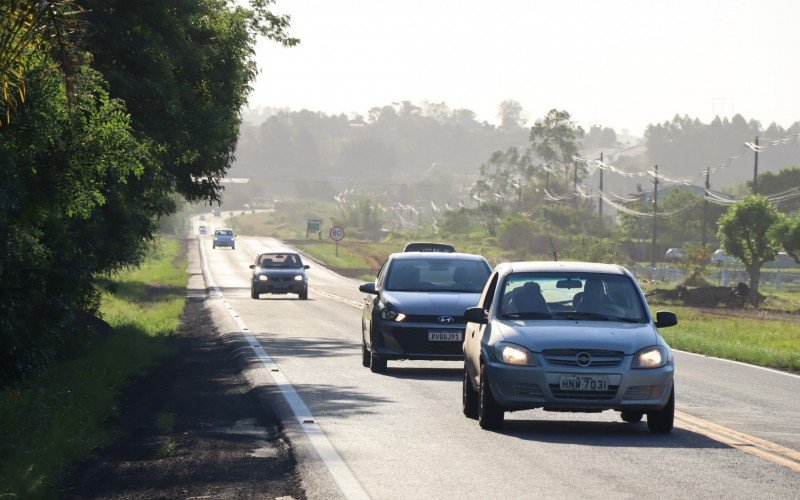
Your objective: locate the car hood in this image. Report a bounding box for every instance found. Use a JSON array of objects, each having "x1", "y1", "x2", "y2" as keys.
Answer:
[
  {"x1": 382, "y1": 291, "x2": 482, "y2": 316},
  {"x1": 496, "y1": 320, "x2": 658, "y2": 355}
]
